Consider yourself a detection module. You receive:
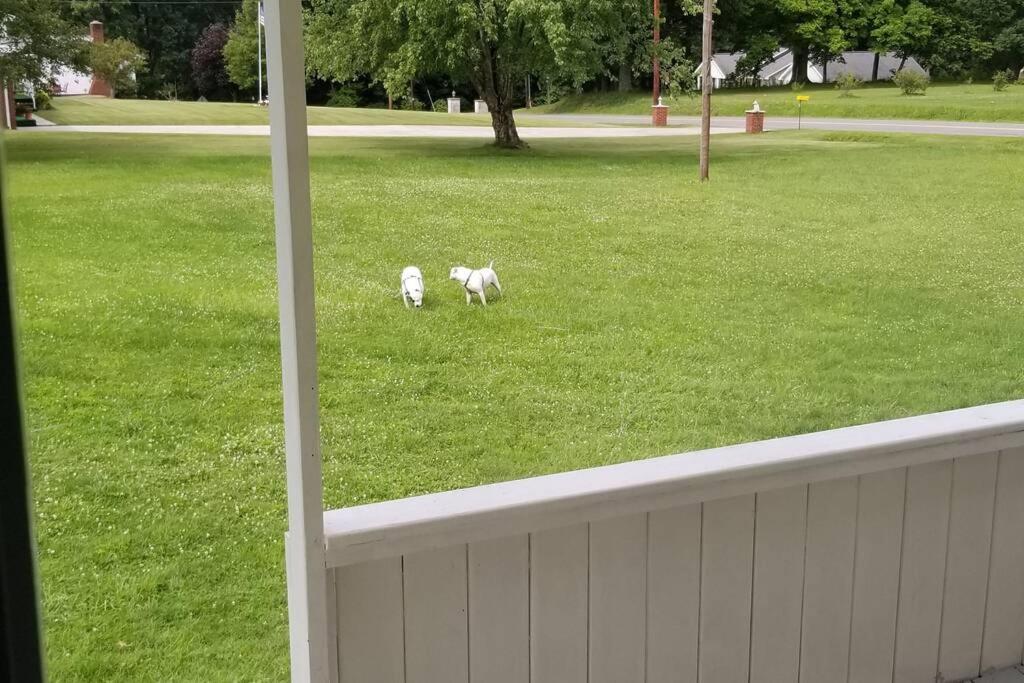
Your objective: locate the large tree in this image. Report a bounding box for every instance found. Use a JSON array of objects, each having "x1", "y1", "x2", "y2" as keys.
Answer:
[
  {"x1": 223, "y1": 0, "x2": 263, "y2": 95},
  {"x1": 306, "y1": 0, "x2": 622, "y2": 148},
  {"x1": 89, "y1": 36, "x2": 146, "y2": 97},
  {"x1": 0, "y1": 0, "x2": 86, "y2": 85},
  {"x1": 191, "y1": 23, "x2": 233, "y2": 99}
]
